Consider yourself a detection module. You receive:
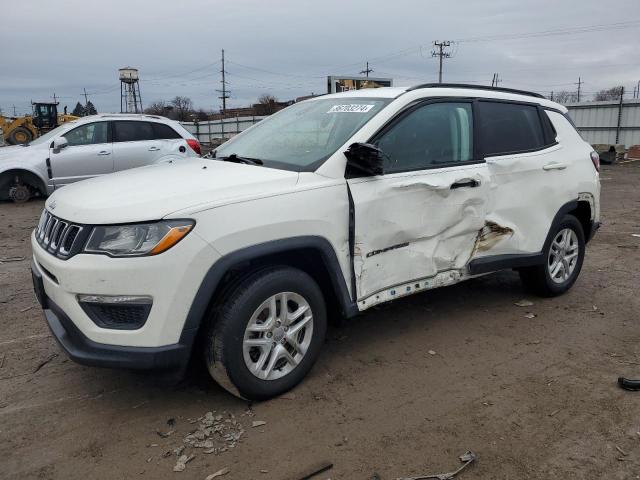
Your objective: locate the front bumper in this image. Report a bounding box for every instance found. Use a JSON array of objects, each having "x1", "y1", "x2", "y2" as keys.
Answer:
[{"x1": 32, "y1": 263, "x2": 195, "y2": 370}]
